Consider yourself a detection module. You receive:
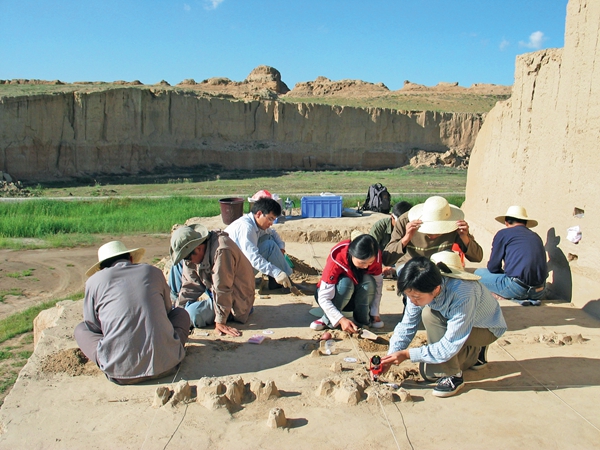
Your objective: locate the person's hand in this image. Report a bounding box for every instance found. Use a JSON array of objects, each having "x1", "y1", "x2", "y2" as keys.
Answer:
[
  {"x1": 382, "y1": 266, "x2": 395, "y2": 277},
  {"x1": 275, "y1": 272, "x2": 292, "y2": 288},
  {"x1": 380, "y1": 350, "x2": 409, "y2": 372},
  {"x1": 456, "y1": 220, "x2": 471, "y2": 244},
  {"x1": 215, "y1": 322, "x2": 241, "y2": 337},
  {"x1": 402, "y1": 219, "x2": 422, "y2": 246},
  {"x1": 338, "y1": 317, "x2": 358, "y2": 333}
]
